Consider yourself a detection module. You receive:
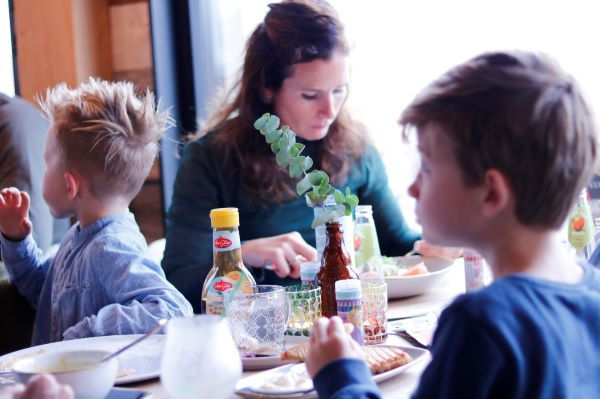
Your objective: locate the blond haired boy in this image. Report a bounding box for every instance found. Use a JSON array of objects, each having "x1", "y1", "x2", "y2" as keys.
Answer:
[
  {"x1": 0, "y1": 79, "x2": 192, "y2": 345},
  {"x1": 306, "y1": 51, "x2": 600, "y2": 399}
]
